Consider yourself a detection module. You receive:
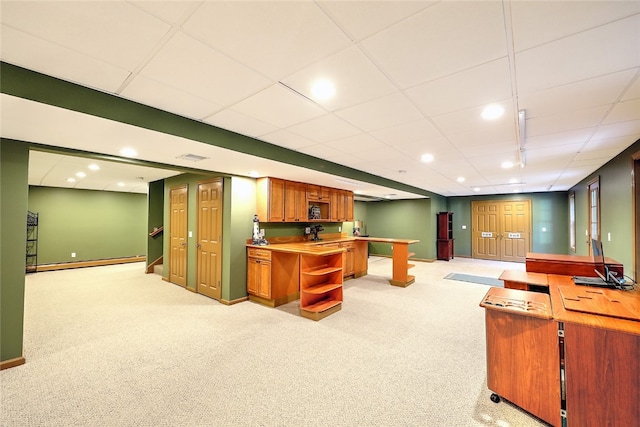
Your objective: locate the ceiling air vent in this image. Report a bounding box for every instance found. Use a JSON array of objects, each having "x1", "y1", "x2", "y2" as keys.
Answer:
[{"x1": 176, "y1": 153, "x2": 209, "y2": 162}]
